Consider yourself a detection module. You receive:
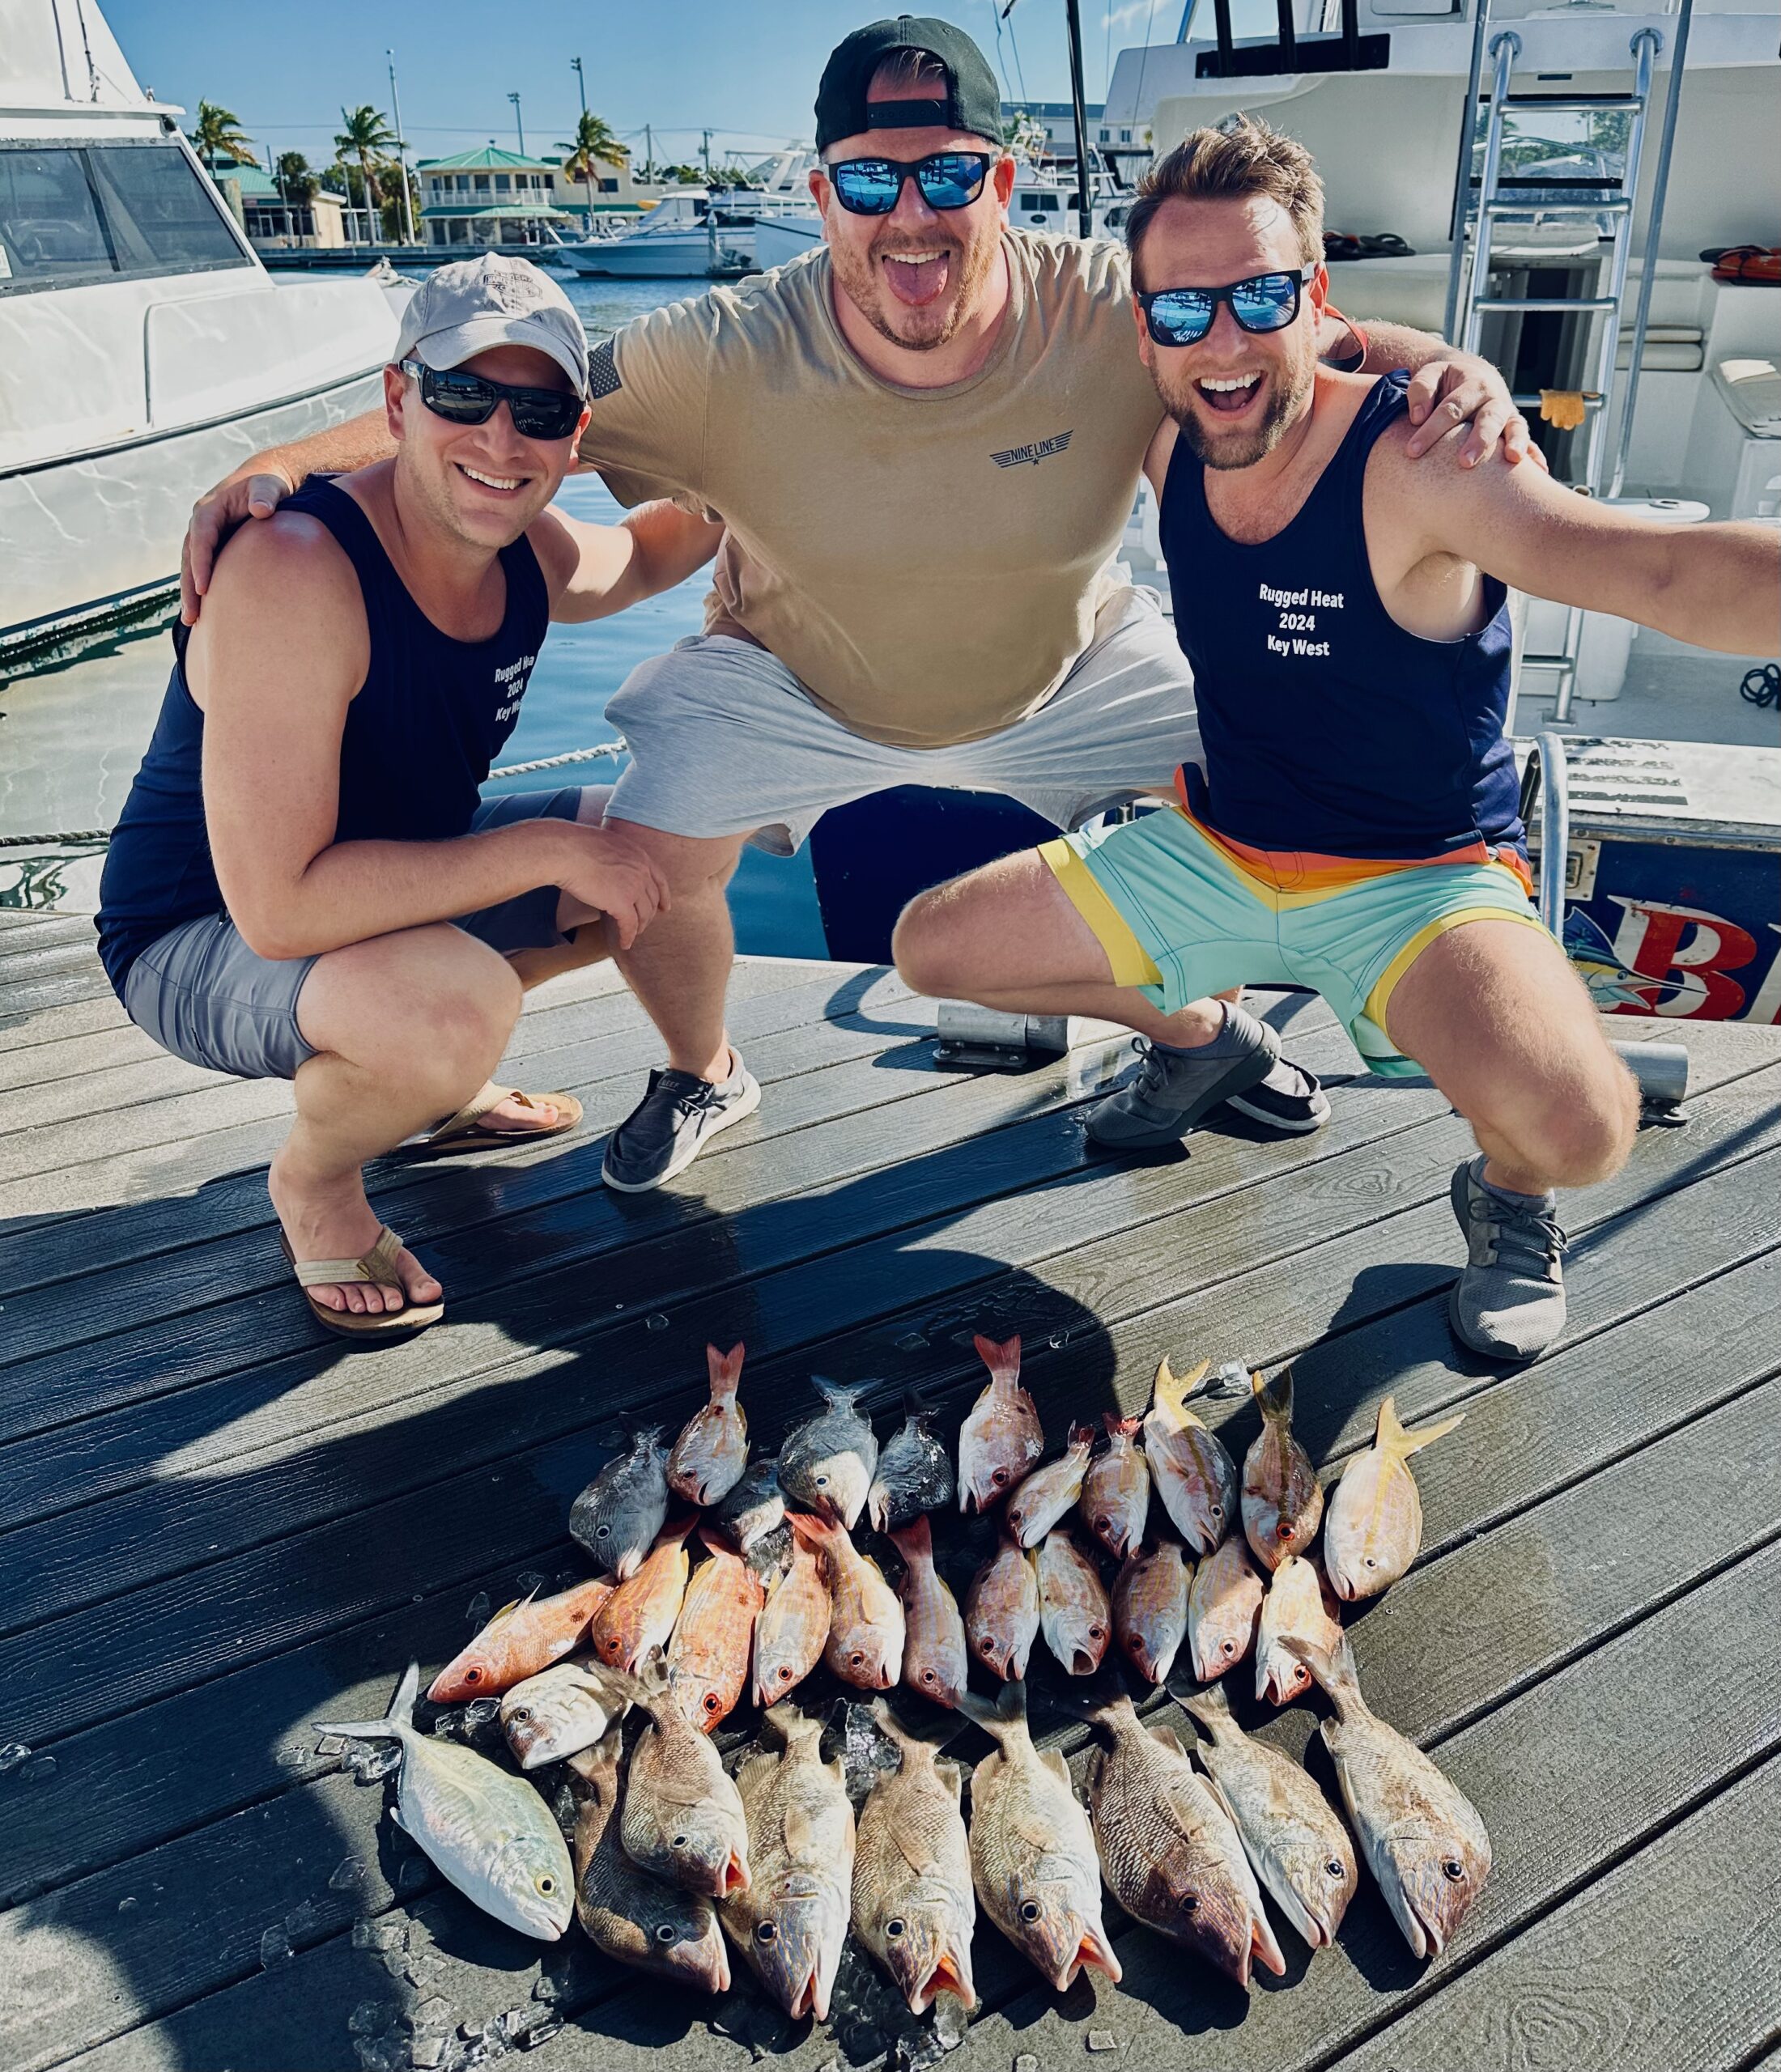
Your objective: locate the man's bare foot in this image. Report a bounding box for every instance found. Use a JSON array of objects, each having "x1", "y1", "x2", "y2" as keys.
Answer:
[
  {"x1": 475, "y1": 1092, "x2": 560, "y2": 1136},
  {"x1": 268, "y1": 1152, "x2": 443, "y2": 1317}
]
